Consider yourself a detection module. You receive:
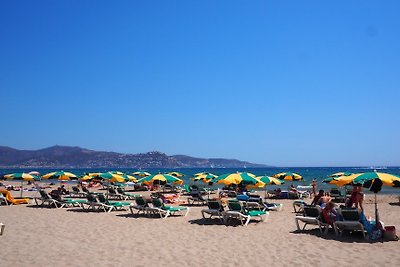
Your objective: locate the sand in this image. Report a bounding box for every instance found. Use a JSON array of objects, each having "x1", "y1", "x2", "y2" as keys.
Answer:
[{"x1": 0, "y1": 186, "x2": 399, "y2": 267}]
